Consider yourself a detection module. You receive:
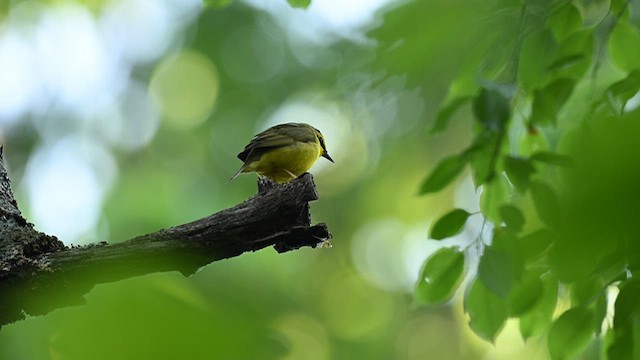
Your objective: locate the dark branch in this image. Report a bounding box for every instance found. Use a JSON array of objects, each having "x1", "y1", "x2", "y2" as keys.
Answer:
[{"x1": 0, "y1": 147, "x2": 331, "y2": 327}]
